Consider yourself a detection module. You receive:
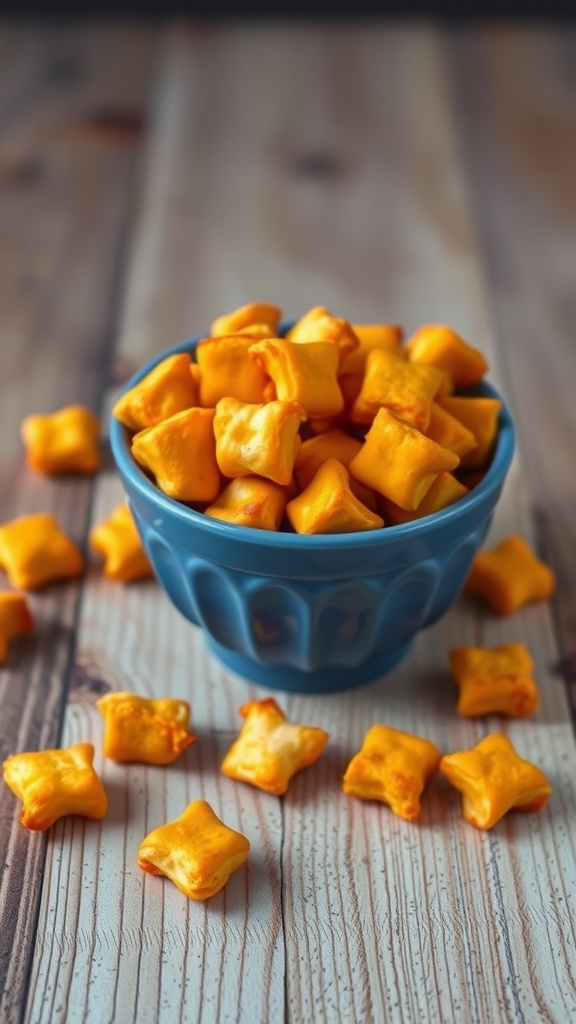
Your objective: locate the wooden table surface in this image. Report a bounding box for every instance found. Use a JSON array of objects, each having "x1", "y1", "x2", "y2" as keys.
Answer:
[{"x1": 1, "y1": 21, "x2": 576, "y2": 1024}]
